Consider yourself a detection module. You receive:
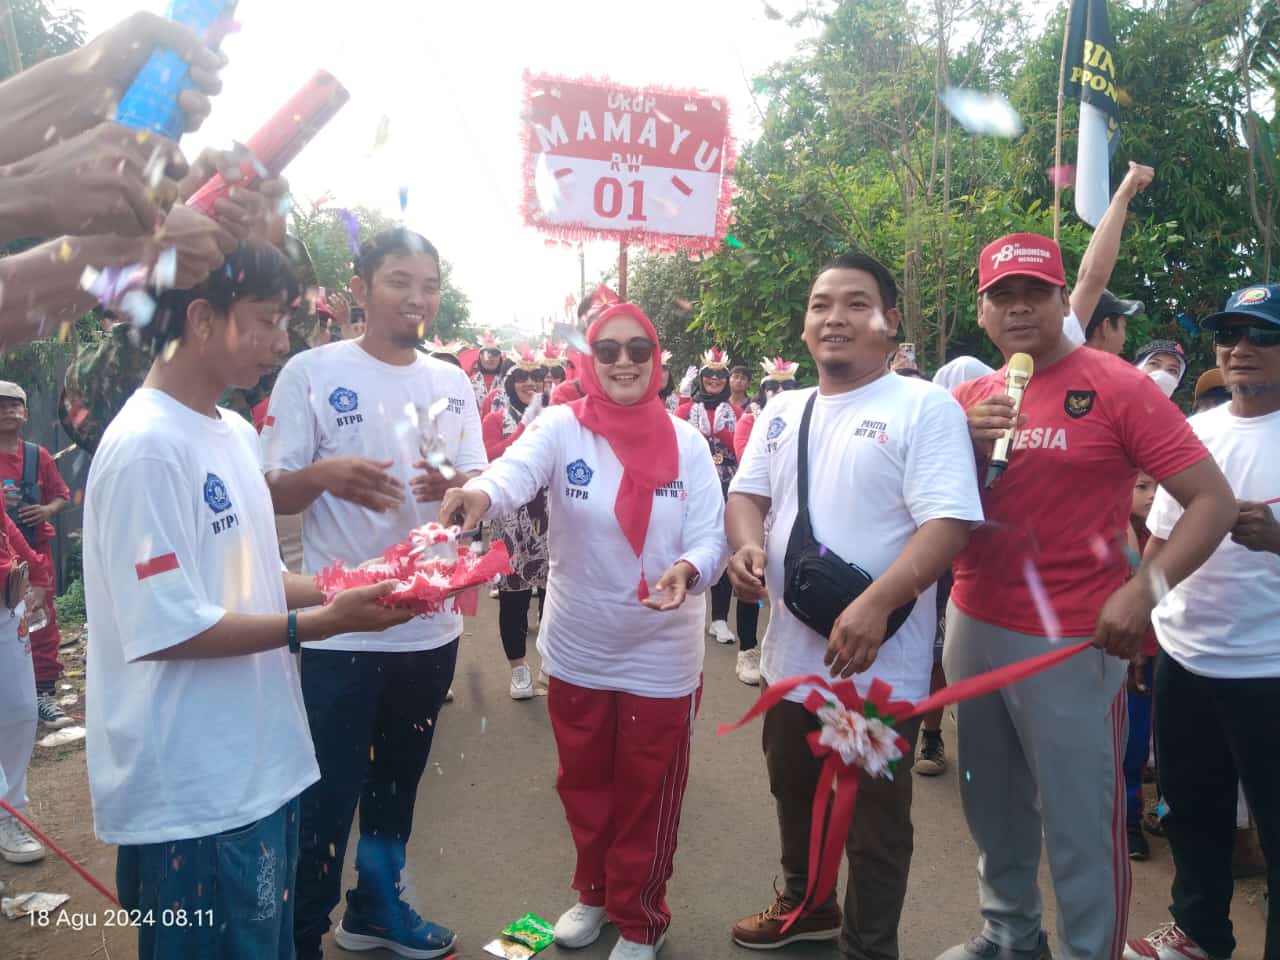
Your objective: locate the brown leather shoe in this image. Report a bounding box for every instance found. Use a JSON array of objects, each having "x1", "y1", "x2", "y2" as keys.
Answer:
[{"x1": 731, "y1": 889, "x2": 842, "y2": 950}]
